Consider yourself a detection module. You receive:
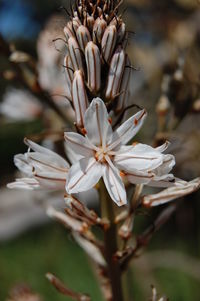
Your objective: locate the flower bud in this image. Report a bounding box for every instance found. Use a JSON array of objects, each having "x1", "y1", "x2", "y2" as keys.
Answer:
[
  {"x1": 85, "y1": 14, "x2": 94, "y2": 31},
  {"x1": 93, "y1": 17, "x2": 107, "y2": 44},
  {"x1": 63, "y1": 55, "x2": 74, "y2": 100},
  {"x1": 63, "y1": 23, "x2": 74, "y2": 41},
  {"x1": 47, "y1": 206, "x2": 88, "y2": 233},
  {"x1": 68, "y1": 37, "x2": 84, "y2": 71},
  {"x1": 85, "y1": 41, "x2": 101, "y2": 93},
  {"x1": 72, "y1": 16, "x2": 81, "y2": 32},
  {"x1": 118, "y1": 214, "x2": 134, "y2": 240},
  {"x1": 118, "y1": 22, "x2": 126, "y2": 43},
  {"x1": 101, "y1": 25, "x2": 117, "y2": 62},
  {"x1": 116, "y1": 56, "x2": 131, "y2": 111},
  {"x1": 106, "y1": 46, "x2": 126, "y2": 100},
  {"x1": 72, "y1": 70, "x2": 89, "y2": 127},
  {"x1": 76, "y1": 25, "x2": 91, "y2": 51}
]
